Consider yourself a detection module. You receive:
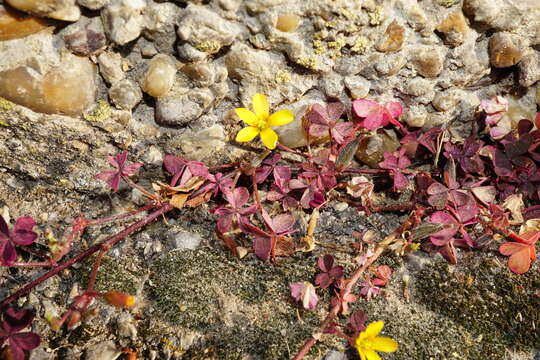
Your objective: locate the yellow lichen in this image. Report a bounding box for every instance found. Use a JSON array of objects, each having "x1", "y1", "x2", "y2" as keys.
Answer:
[
  {"x1": 351, "y1": 36, "x2": 370, "y2": 54},
  {"x1": 436, "y1": 0, "x2": 458, "y2": 7},
  {"x1": 195, "y1": 40, "x2": 221, "y2": 54},
  {"x1": 325, "y1": 19, "x2": 338, "y2": 29},
  {"x1": 0, "y1": 97, "x2": 15, "y2": 110},
  {"x1": 368, "y1": 6, "x2": 384, "y2": 26},
  {"x1": 83, "y1": 100, "x2": 112, "y2": 123},
  {"x1": 296, "y1": 56, "x2": 318, "y2": 70},
  {"x1": 340, "y1": 8, "x2": 355, "y2": 20},
  {"x1": 275, "y1": 70, "x2": 292, "y2": 84},
  {"x1": 313, "y1": 39, "x2": 326, "y2": 55},
  {"x1": 328, "y1": 38, "x2": 346, "y2": 58}
]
